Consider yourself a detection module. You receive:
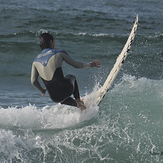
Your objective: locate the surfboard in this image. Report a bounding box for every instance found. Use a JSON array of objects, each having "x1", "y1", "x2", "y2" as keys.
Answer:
[{"x1": 96, "y1": 15, "x2": 138, "y2": 106}]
